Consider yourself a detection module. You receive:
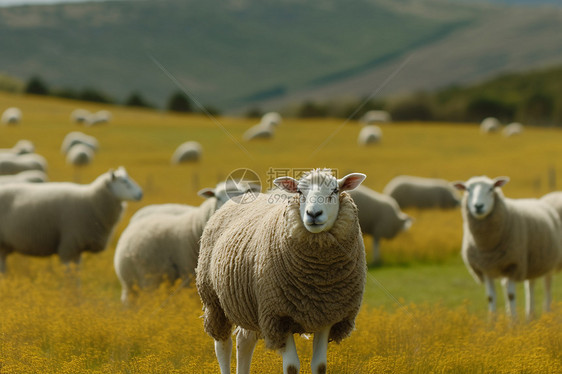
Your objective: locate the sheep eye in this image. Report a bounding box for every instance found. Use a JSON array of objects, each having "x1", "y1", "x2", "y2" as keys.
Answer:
[{"x1": 332, "y1": 187, "x2": 339, "y2": 195}]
